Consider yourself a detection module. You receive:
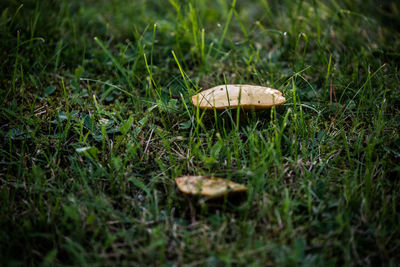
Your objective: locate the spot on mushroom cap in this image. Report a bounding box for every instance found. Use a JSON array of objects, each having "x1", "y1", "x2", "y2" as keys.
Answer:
[{"x1": 191, "y1": 84, "x2": 285, "y2": 110}]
